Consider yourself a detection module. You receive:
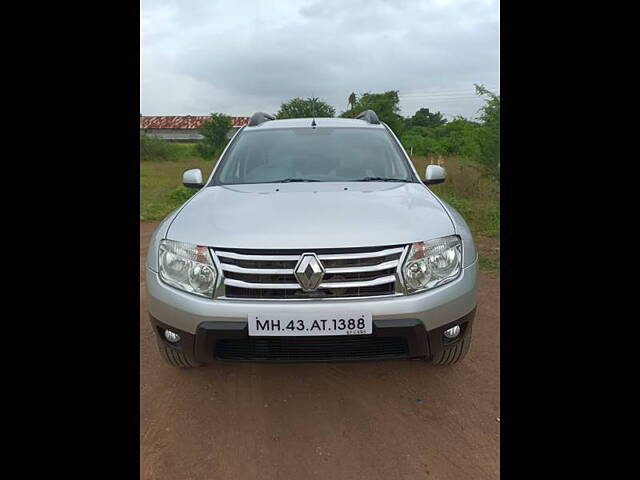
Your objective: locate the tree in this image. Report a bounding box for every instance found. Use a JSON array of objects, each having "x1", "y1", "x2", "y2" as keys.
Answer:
[
  {"x1": 393, "y1": 84, "x2": 499, "y2": 177},
  {"x1": 340, "y1": 90, "x2": 405, "y2": 135},
  {"x1": 347, "y1": 92, "x2": 357, "y2": 110},
  {"x1": 399, "y1": 115, "x2": 481, "y2": 158},
  {"x1": 409, "y1": 108, "x2": 447, "y2": 128},
  {"x1": 276, "y1": 96, "x2": 336, "y2": 119},
  {"x1": 473, "y1": 84, "x2": 500, "y2": 176},
  {"x1": 474, "y1": 84, "x2": 499, "y2": 126},
  {"x1": 197, "y1": 113, "x2": 232, "y2": 158}
]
